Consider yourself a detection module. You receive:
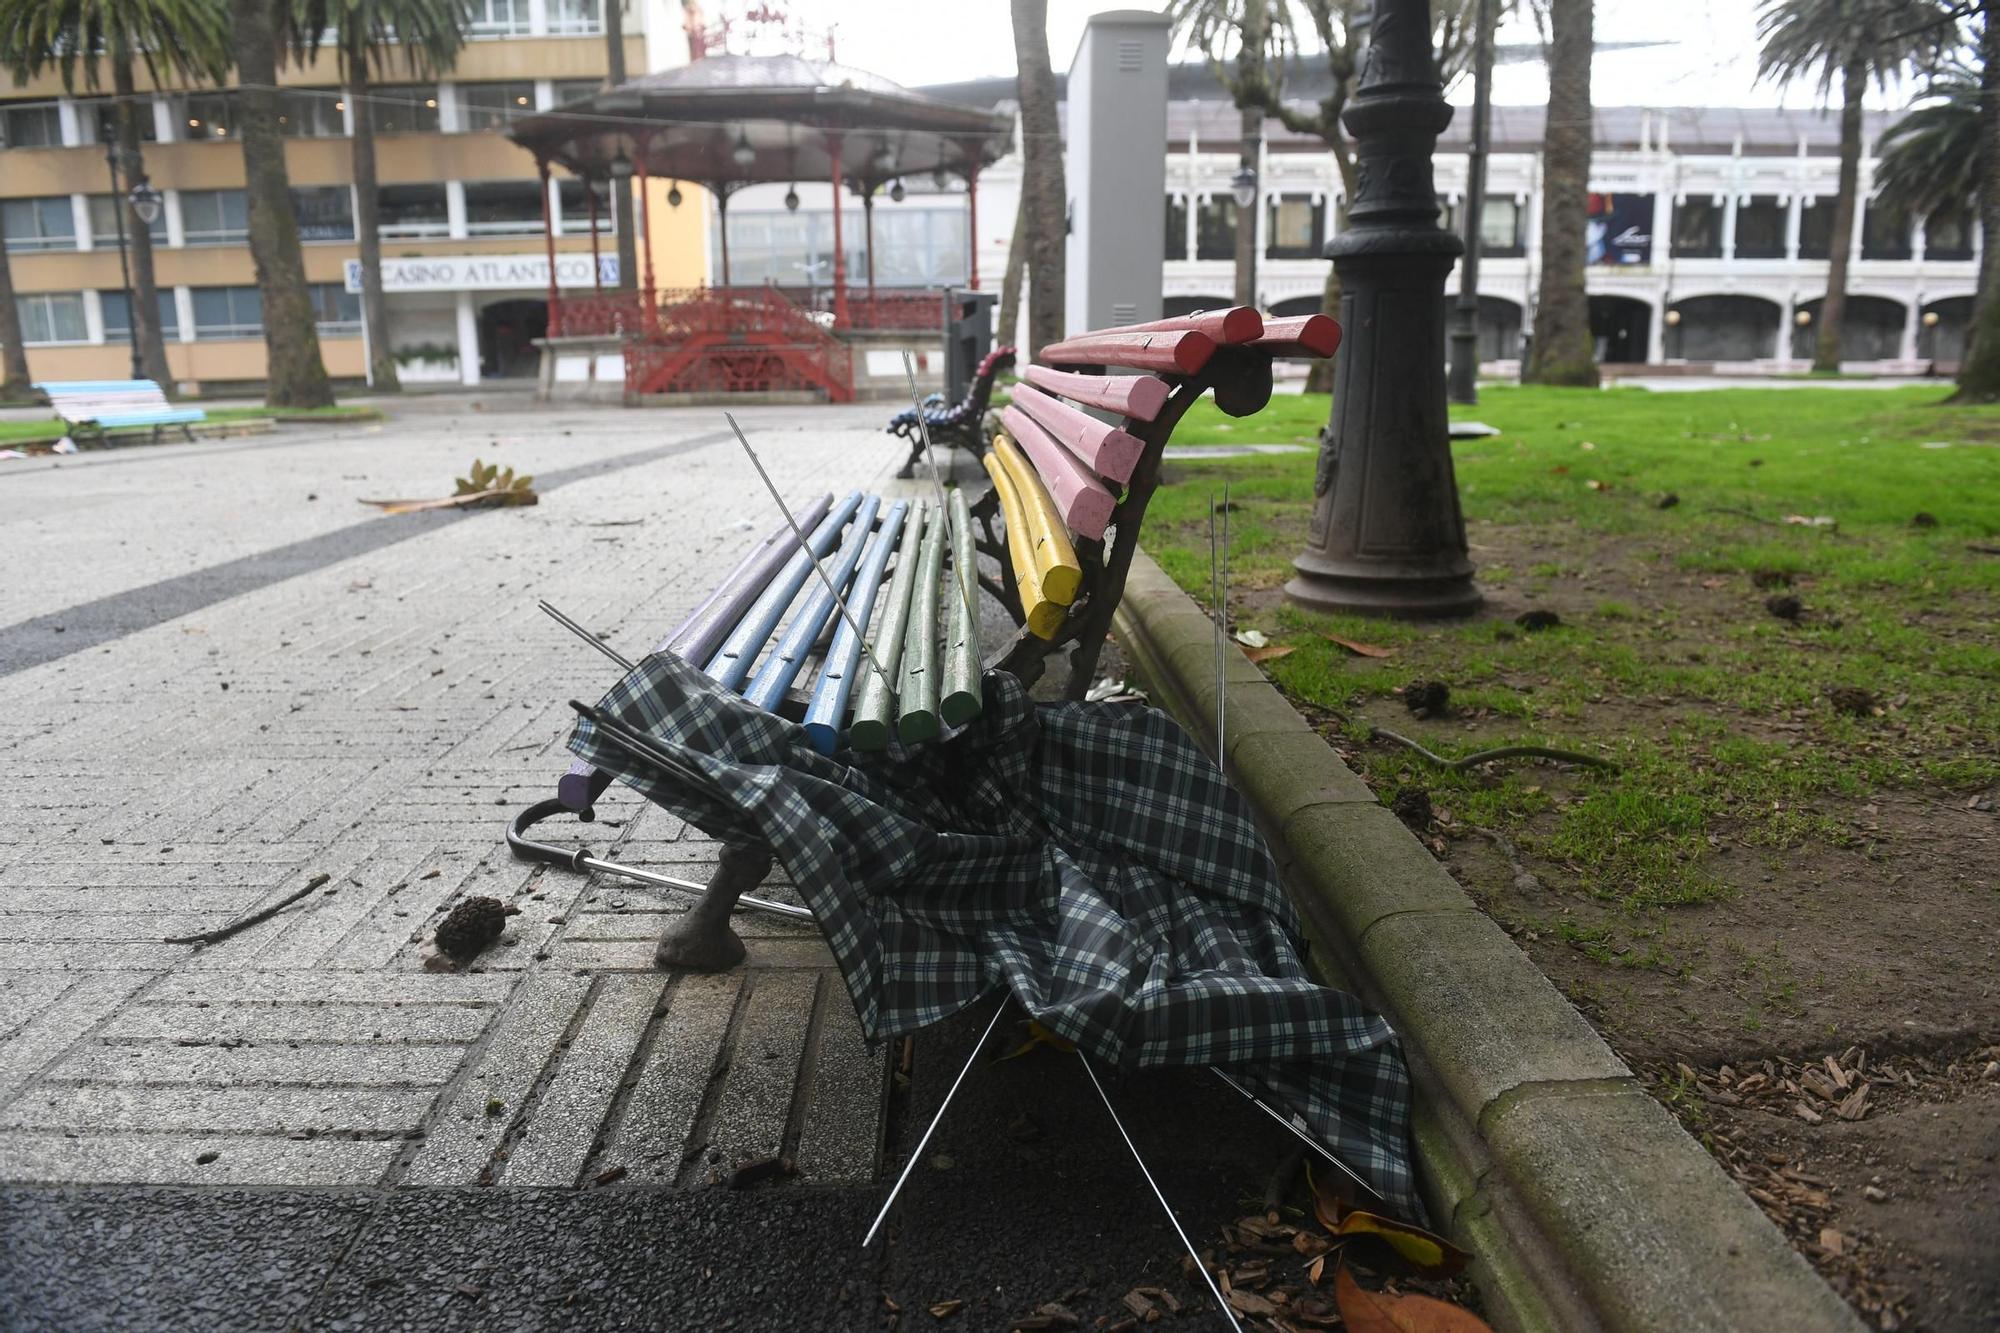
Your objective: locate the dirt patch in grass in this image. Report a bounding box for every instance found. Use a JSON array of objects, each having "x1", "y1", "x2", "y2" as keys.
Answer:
[{"x1": 1141, "y1": 386, "x2": 2000, "y2": 1330}]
